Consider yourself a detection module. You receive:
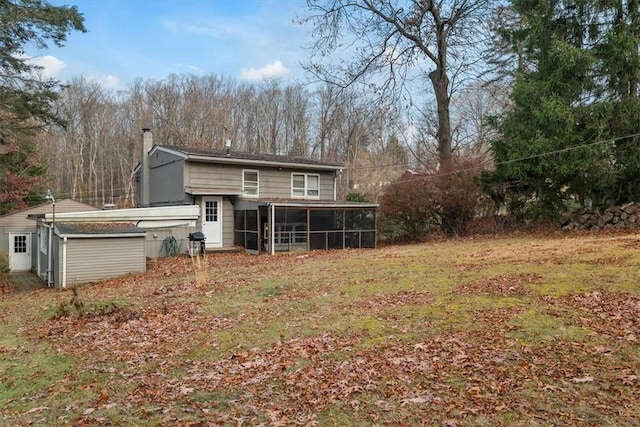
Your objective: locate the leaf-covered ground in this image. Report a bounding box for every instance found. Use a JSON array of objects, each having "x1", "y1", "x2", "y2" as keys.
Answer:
[{"x1": 1, "y1": 233, "x2": 639, "y2": 426}]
